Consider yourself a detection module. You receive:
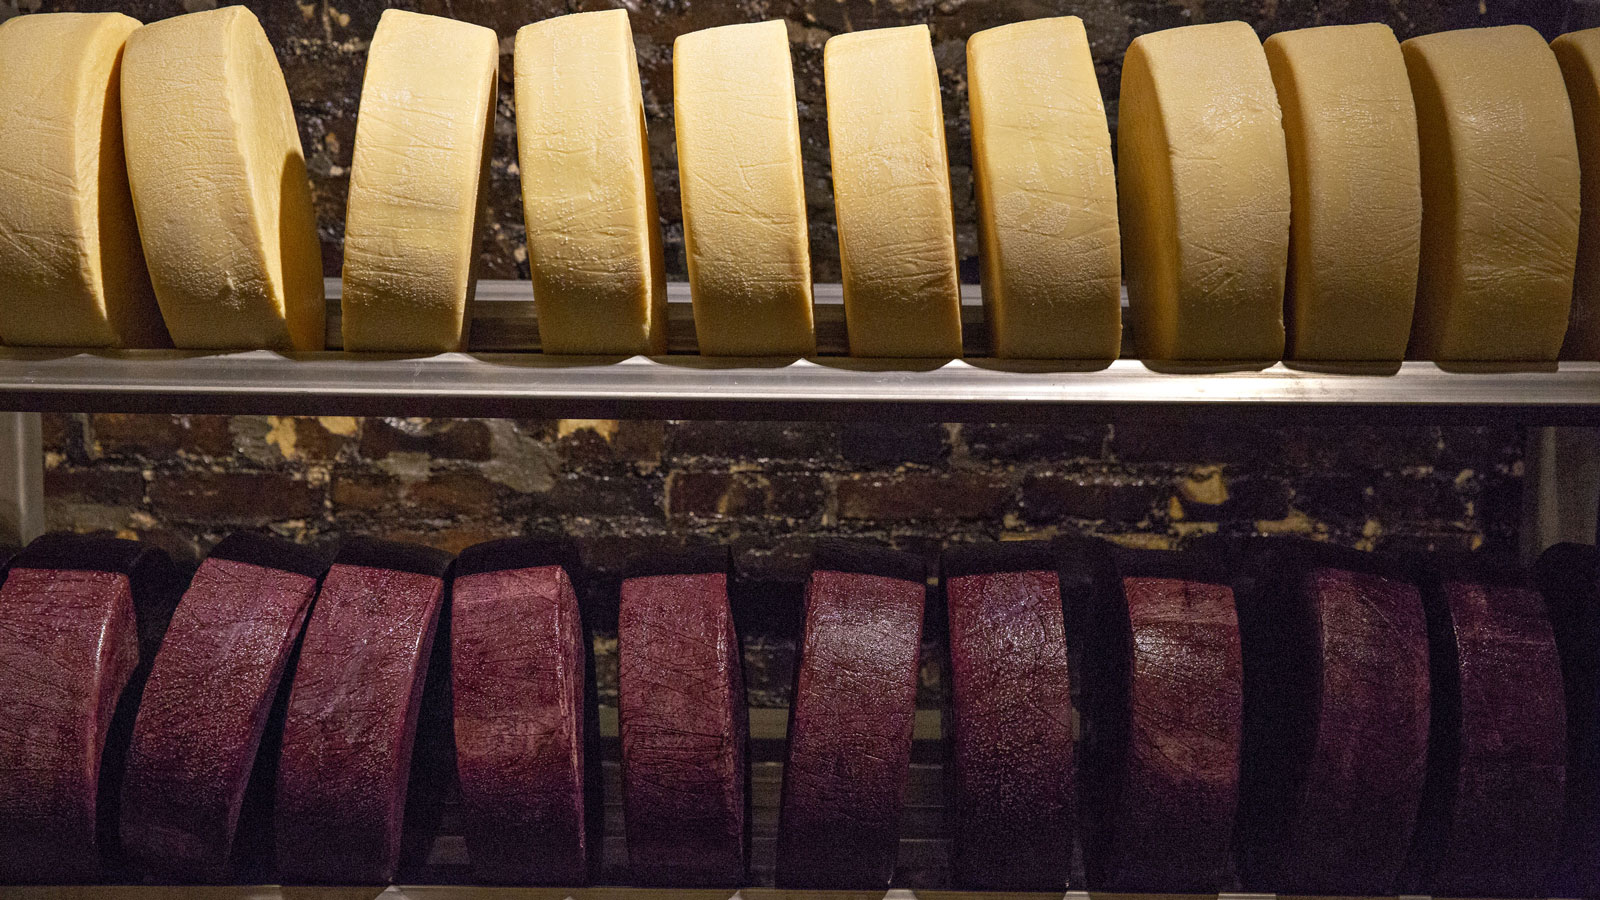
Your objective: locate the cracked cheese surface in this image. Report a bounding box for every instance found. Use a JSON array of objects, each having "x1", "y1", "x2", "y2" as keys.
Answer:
[
  {"x1": 121, "y1": 6, "x2": 324, "y2": 351},
  {"x1": 1403, "y1": 26, "x2": 1579, "y2": 361},
  {"x1": 968, "y1": 17, "x2": 1120, "y2": 361},
  {"x1": 0, "y1": 13, "x2": 168, "y2": 349},
  {"x1": 674, "y1": 20, "x2": 815, "y2": 357},
  {"x1": 517, "y1": 10, "x2": 665, "y2": 357},
  {"x1": 1555, "y1": 28, "x2": 1600, "y2": 360},
  {"x1": 827, "y1": 25, "x2": 963, "y2": 359},
  {"x1": 1266, "y1": 24, "x2": 1420, "y2": 362},
  {"x1": 1117, "y1": 21, "x2": 1290, "y2": 362},
  {"x1": 341, "y1": 10, "x2": 498, "y2": 353}
]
